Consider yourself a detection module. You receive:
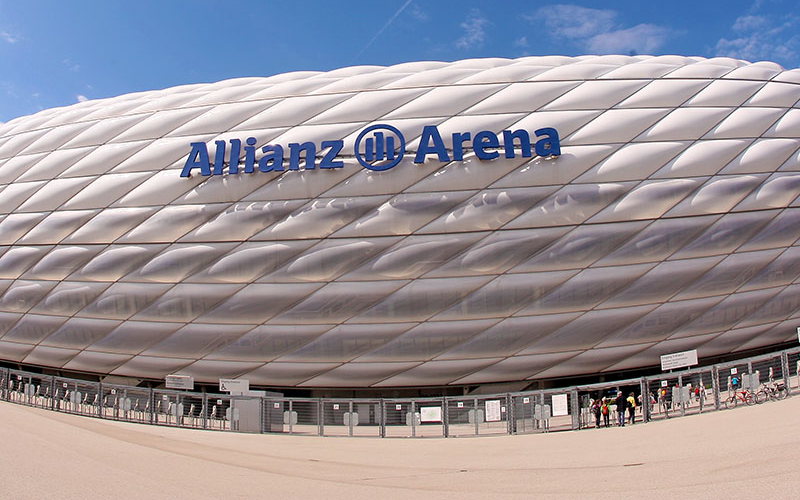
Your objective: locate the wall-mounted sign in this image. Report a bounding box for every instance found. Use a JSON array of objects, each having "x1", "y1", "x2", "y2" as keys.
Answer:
[
  {"x1": 485, "y1": 400, "x2": 502, "y2": 422},
  {"x1": 219, "y1": 378, "x2": 249, "y2": 394},
  {"x1": 420, "y1": 406, "x2": 442, "y2": 423},
  {"x1": 552, "y1": 394, "x2": 569, "y2": 417},
  {"x1": 660, "y1": 350, "x2": 698, "y2": 371},
  {"x1": 166, "y1": 374, "x2": 194, "y2": 390},
  {"x1": 181, "y1": 124, "x2": 561, "y2": 177}
]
